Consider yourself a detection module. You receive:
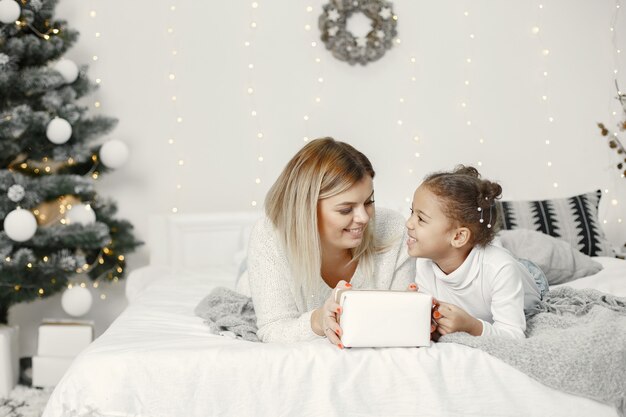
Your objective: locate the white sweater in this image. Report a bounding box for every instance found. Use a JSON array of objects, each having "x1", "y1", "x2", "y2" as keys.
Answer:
[
  {"x1": 248, "y1": 208, "x2": 416, "y2": 343},
  {"x1": 415, "y1": 245, "x2": 541, "y2": 339}
]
